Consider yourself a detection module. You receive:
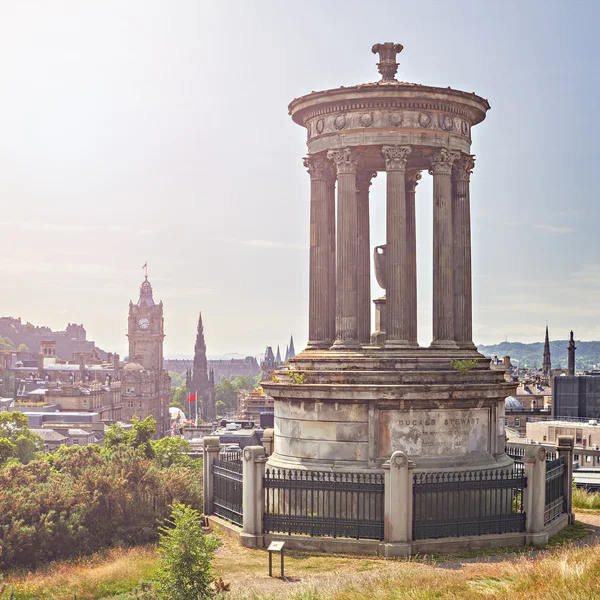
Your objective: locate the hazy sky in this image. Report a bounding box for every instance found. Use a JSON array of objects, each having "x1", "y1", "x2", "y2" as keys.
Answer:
[{"x1": 0, "y1": 0, "x2": 598, "y2": 358}]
